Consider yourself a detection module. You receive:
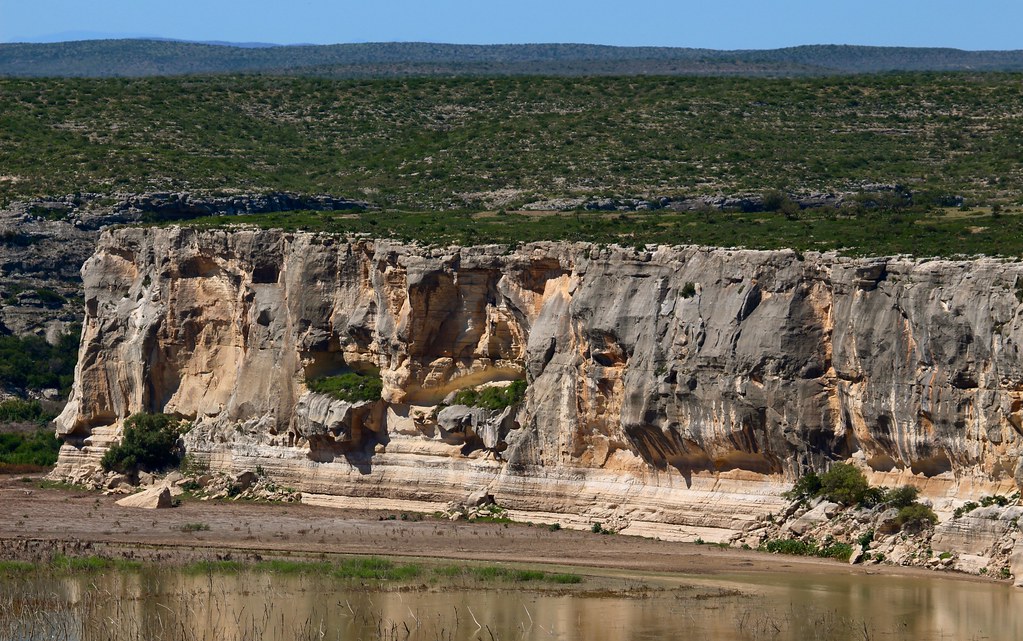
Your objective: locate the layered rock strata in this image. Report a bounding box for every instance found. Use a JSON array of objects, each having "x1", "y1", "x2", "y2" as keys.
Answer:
[{"x1": 55, "y1": 228, "x2": 1023, "y2": 540}]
